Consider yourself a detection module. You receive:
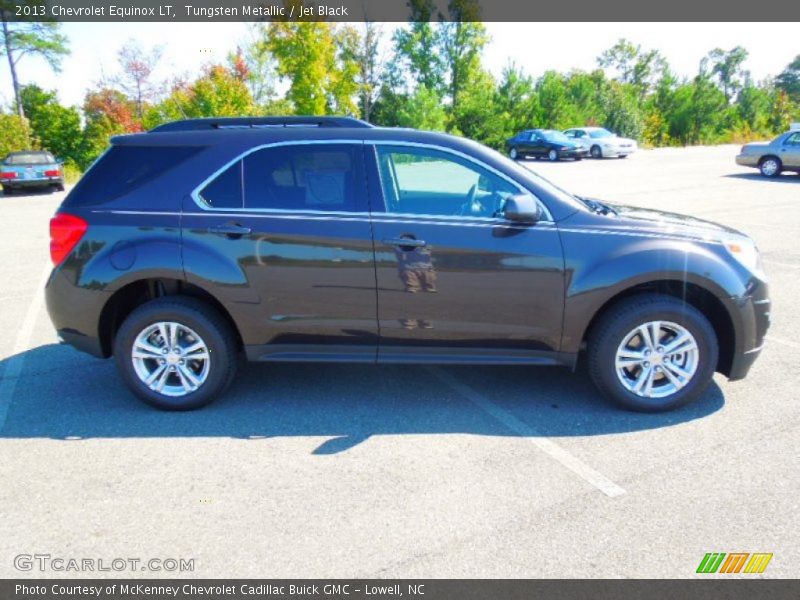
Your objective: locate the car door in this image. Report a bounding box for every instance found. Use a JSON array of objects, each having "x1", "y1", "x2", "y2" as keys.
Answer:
[
  {"x1": 514, "y1": 131, "x2": 534, "y2": 155},
  {"x1": 529, "y1": 132, "x2": 547, "y2": 157},
  {"x1": 366, "y1": 143, "x2": 565, "y2": 362},
  {"x1": 181, "y1": 141, "x2": 379, "y2": 360},
  {"x1": 781, "y1": 132, "x2": 800, "y2": 167}
]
